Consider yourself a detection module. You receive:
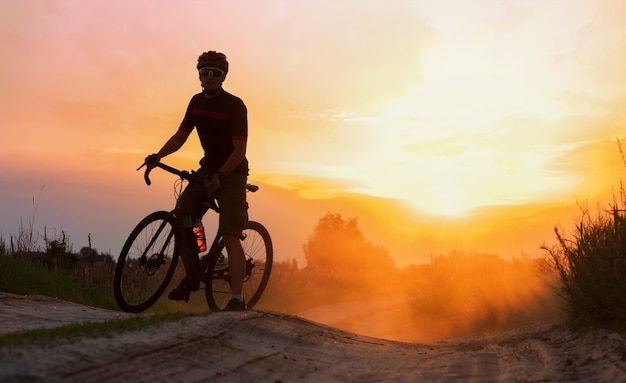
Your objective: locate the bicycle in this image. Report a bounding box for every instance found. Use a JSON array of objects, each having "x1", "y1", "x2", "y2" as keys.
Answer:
[{"x1": 113, "y1": 162, "x2": 273, "y2": 313}]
